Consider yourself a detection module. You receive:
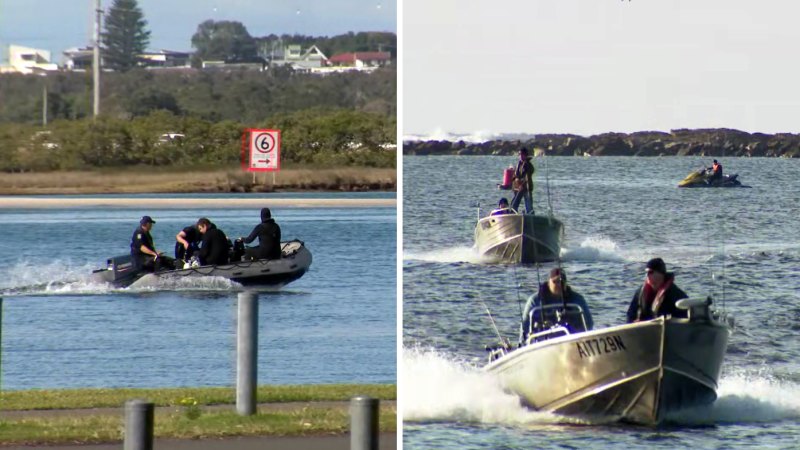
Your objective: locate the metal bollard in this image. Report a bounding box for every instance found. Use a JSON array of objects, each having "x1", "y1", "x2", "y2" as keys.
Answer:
[
  {"x1": 350, "y1": 396, "x2": 379, "y2": 450},
  {"x1": 124, "y1": 399, "x2": 154, "y2": 450},
  {"x1": 237, "y1": 291, "x2": 258, "y2": 416}
]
